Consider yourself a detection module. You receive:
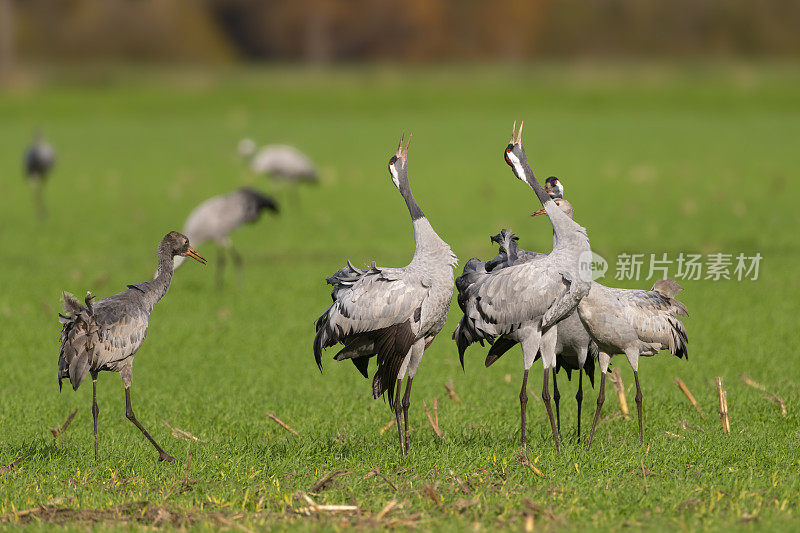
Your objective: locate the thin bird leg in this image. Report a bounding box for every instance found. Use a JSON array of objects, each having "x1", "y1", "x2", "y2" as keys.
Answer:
[
  {"x1": 216, "y1": 245, "x2": 226, "y2": 289},
  {"x1": 552, "y1": 367, "x2": 561, "y2": 435},
  {"x1": 633, "y1": 370, "x2": 644, "y2": 444},
  {"x1": 402, "y1": 377, "x2": 414, "y2": 453},
  {"x1": 229, "y1": 246, "x2": 244, "y2": 285},
  {"x1": 519, "y1": 369, "x2": 529, "y2": 450},
  {"x1": 394, "y1": 378, "x2": 406, "y2": 458},
  {"x1": 575, "y1": 369, "x2": 584, "y2": 441},
  {"x1": 31, "y1": 178, "x2": 47, "y2": 220},
  {"x1": 542, "y1": 368, "x2": 560, "y2": 453},
  {"x1": 91, "y1": 373, "x2": 99, "y2": 462},
  {"x1": 124, "y1": 387, "x2": 174, "y2": 462},
  {"x1": 586, "y1": 372, "x2": 606, "y2": 450}
]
